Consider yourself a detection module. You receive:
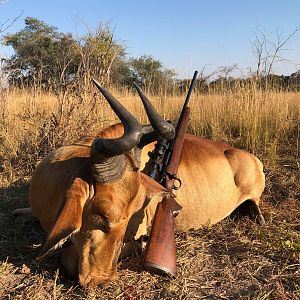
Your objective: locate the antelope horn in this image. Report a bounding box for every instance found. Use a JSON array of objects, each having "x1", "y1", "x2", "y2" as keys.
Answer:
[
  {"x1": 133, "y1": 83, "x2": 175, "y2": 140},
  {"x1": 91, "y1": 80, "x2": 142, "y2": 162}
]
